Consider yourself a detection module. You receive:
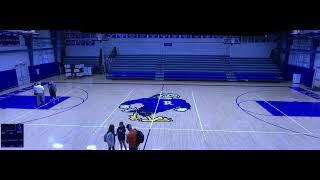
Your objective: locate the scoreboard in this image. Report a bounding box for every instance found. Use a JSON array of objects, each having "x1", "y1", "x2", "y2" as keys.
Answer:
[{"x1": 1, "y1": 124, "x2": 24, "y2": 148}]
